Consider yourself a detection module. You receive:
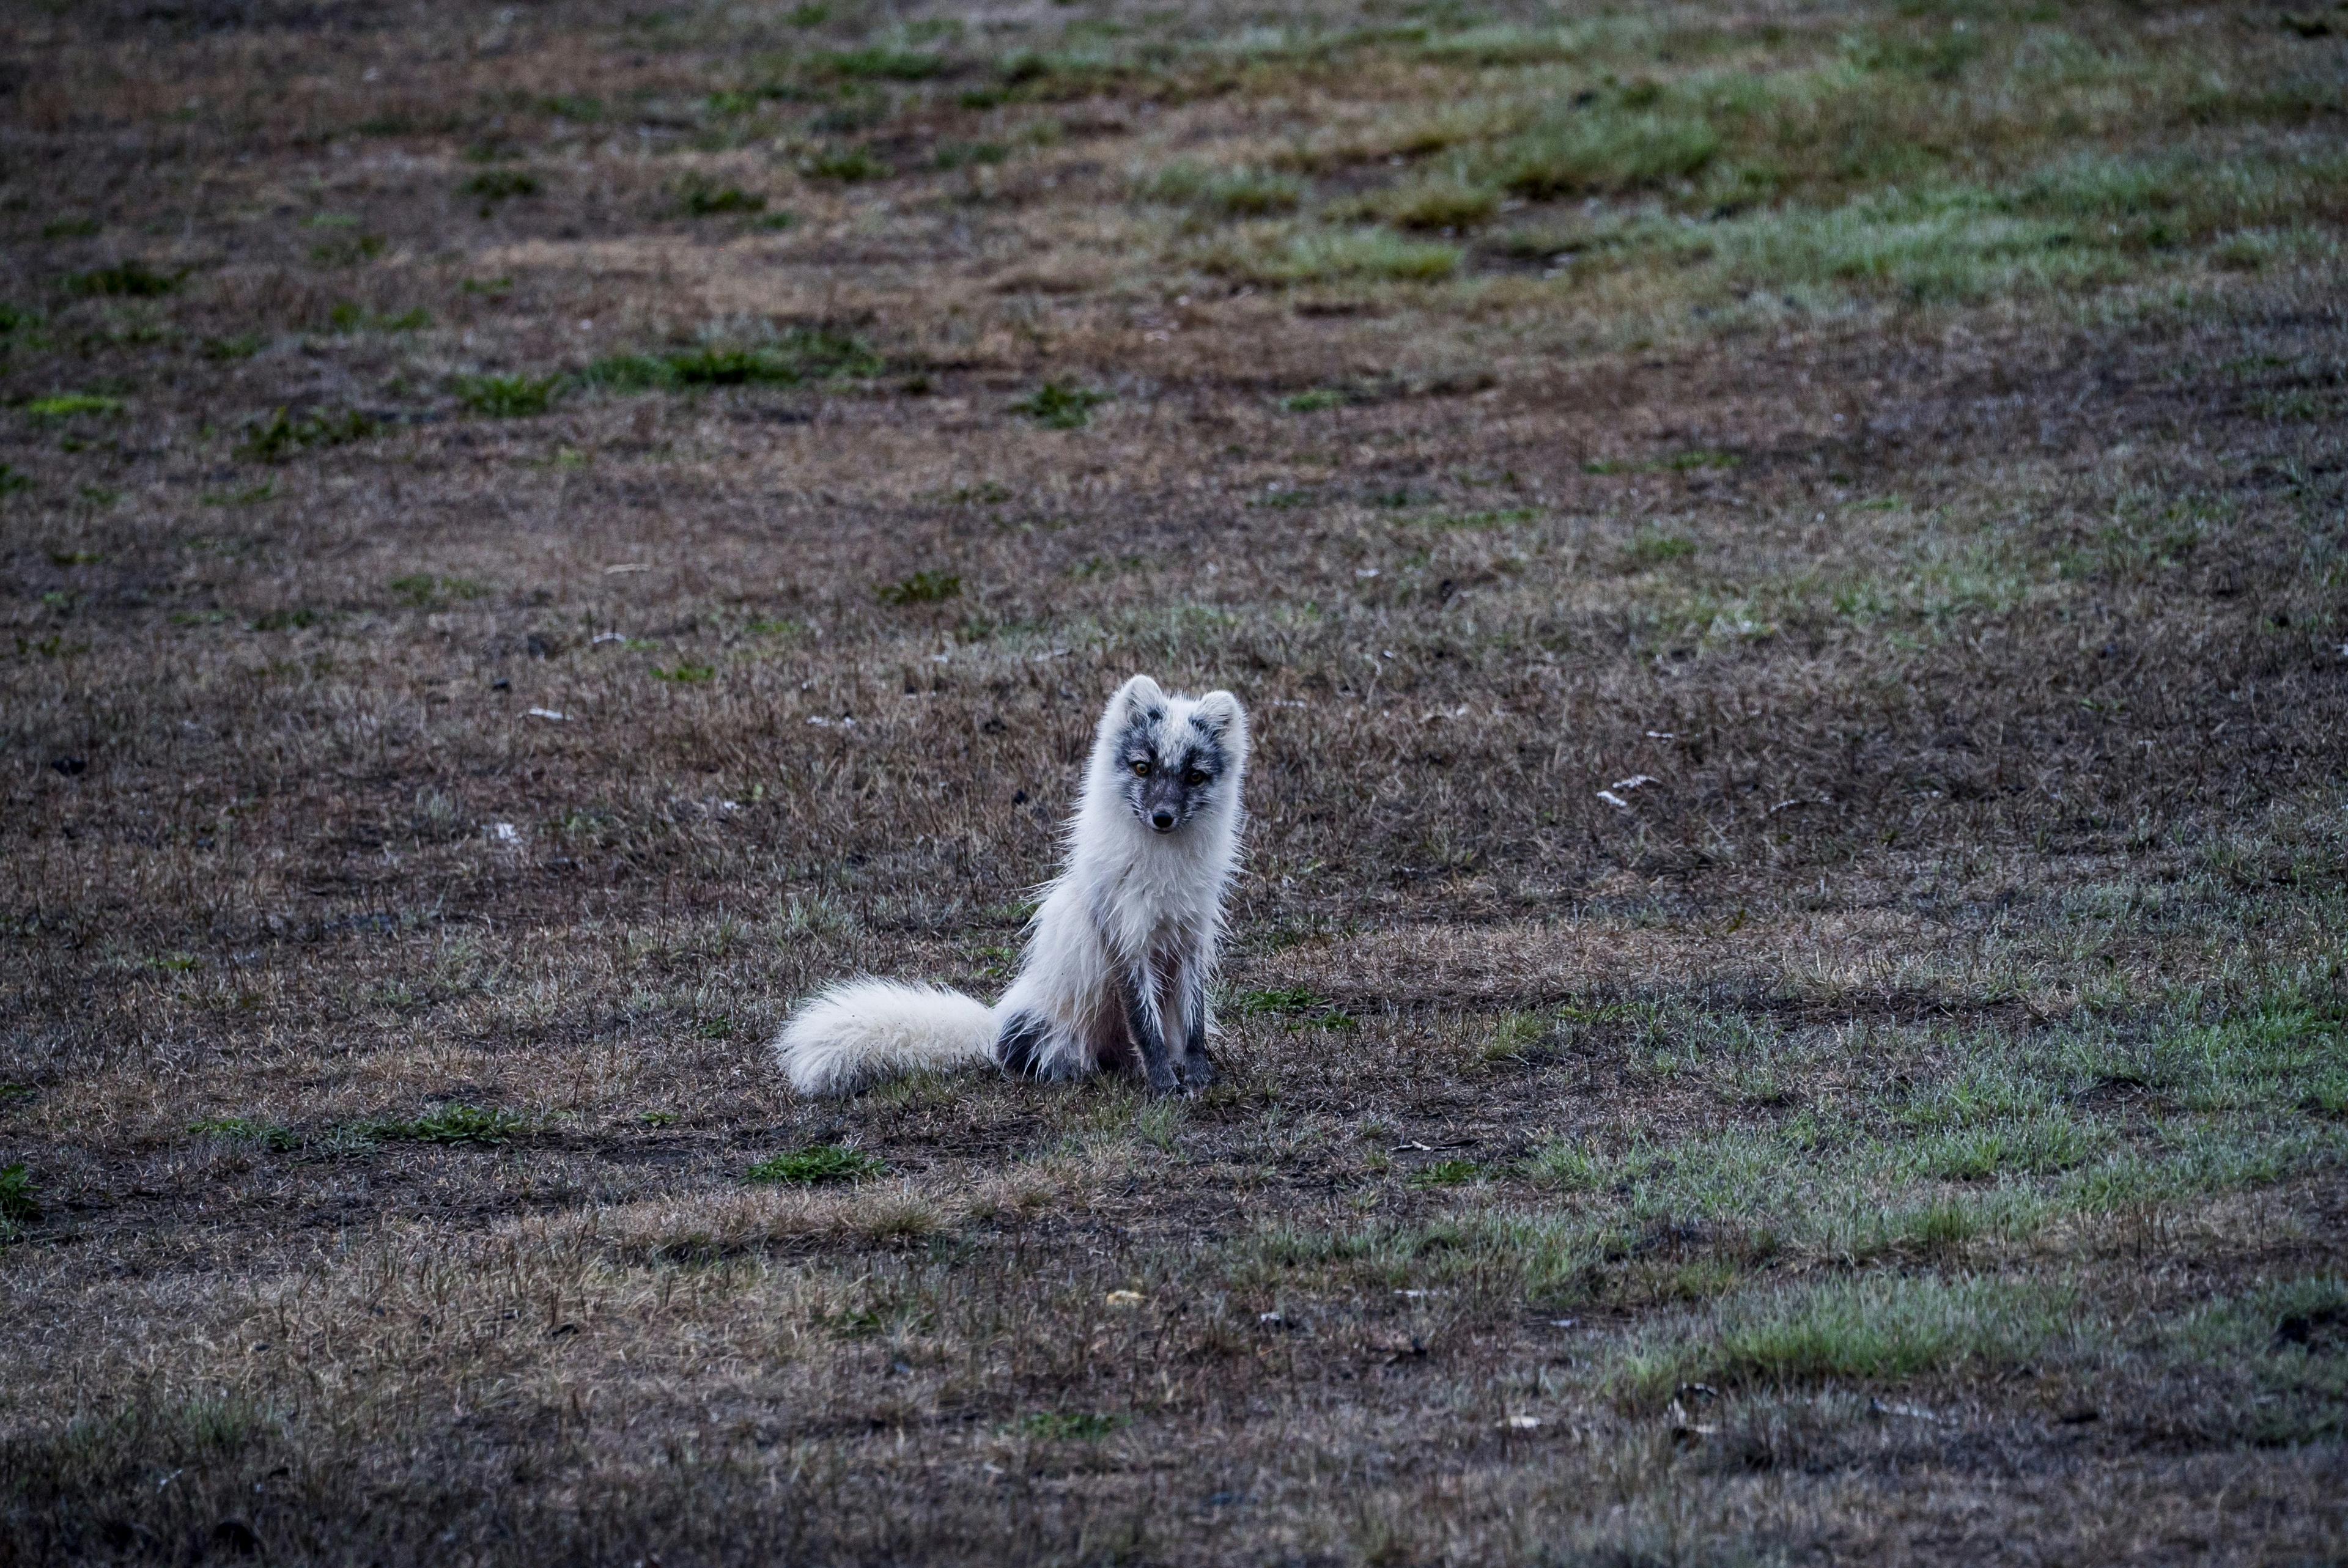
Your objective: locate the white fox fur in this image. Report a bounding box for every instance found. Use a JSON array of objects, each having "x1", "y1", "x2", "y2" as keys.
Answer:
[
  {"x1": 770, "y1": 981, "x2": 999, "y2": 1095},
  {"x1": 774, "y1": 675, "x2": 1248, "y2": 1097}
]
